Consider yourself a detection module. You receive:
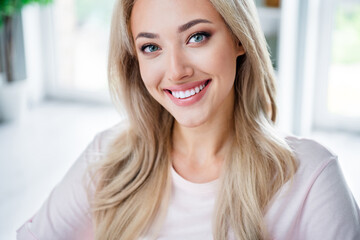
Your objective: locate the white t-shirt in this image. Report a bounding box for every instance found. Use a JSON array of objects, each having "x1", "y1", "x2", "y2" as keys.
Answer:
[{"x1": 17, "y1": 124, "x2": 360, "y2": 239}]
